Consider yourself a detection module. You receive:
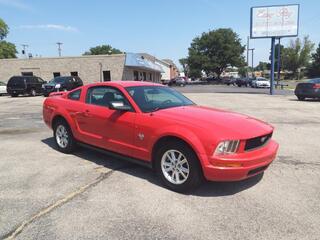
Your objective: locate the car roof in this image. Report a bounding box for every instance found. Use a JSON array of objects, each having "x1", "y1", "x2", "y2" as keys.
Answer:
[{"x1": 85, "y1": 81, "x2": 164, "y2": 88}]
